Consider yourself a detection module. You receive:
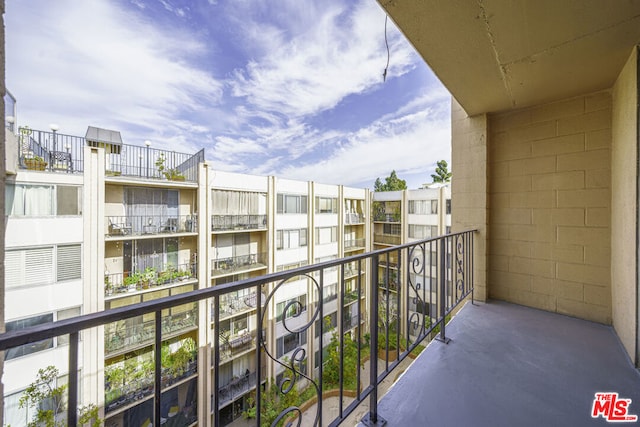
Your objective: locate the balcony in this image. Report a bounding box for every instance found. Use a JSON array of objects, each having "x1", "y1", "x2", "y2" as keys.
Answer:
[
  {"x1": 211, "y1": 252, "x2": 268, "y2": 278},
  {"x1": 15, "y1": 127, "x2": 203, "y2": 181},
  {"x1": 106, "y1": 214, "x2": 197, "y2": 238},
  {"x1": 344, "y1": 238, "x2": 366, "y2": 251},
  {"x1": 0, "y1": 231, "x2": 479, "y2": 427},
  {"x1": 368, "y1": 300, "x2": 640, "y2": 427},
  {"x1": 211, "y1": 214, "x2": 267, "y2": 231},
  {"x1": 104, "y1": 306, "x2": 198, "y2": 357},
  {"x1": 373, "y1": 233, "x2": 401, "y2": 246},
  {"x1": 216, "y1": 371, "x2": 262, "y2": 409},
  {"x1": 105, "y1": 263, "x2": 196, "y2": 298},
  {"x1": 345, "y1": 213, "x2": 366, "y2": 224}
]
